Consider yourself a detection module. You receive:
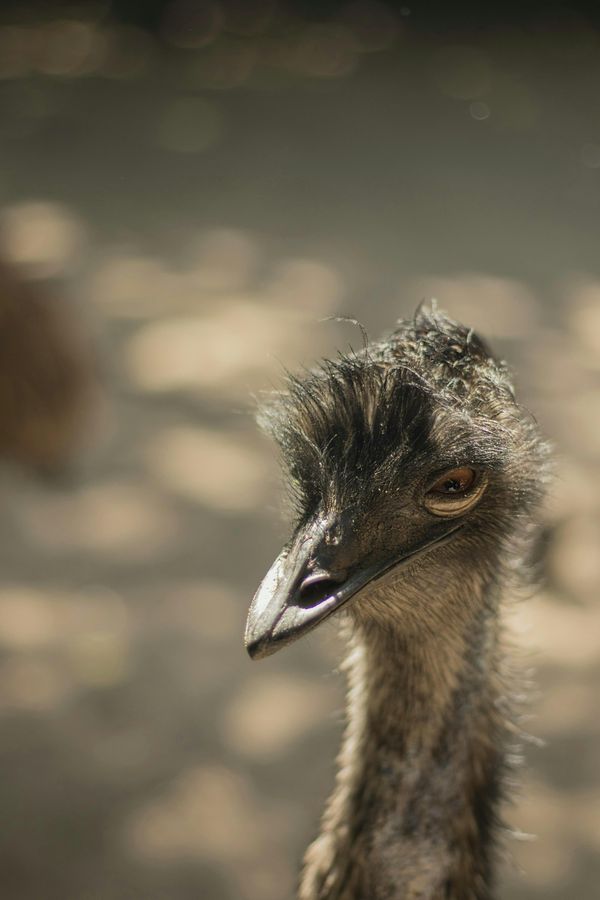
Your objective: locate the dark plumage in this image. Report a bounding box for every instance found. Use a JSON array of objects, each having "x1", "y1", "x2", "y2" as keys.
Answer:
[{"x1": 245, "y1": 303, "x2": 549, "y2": 900}]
